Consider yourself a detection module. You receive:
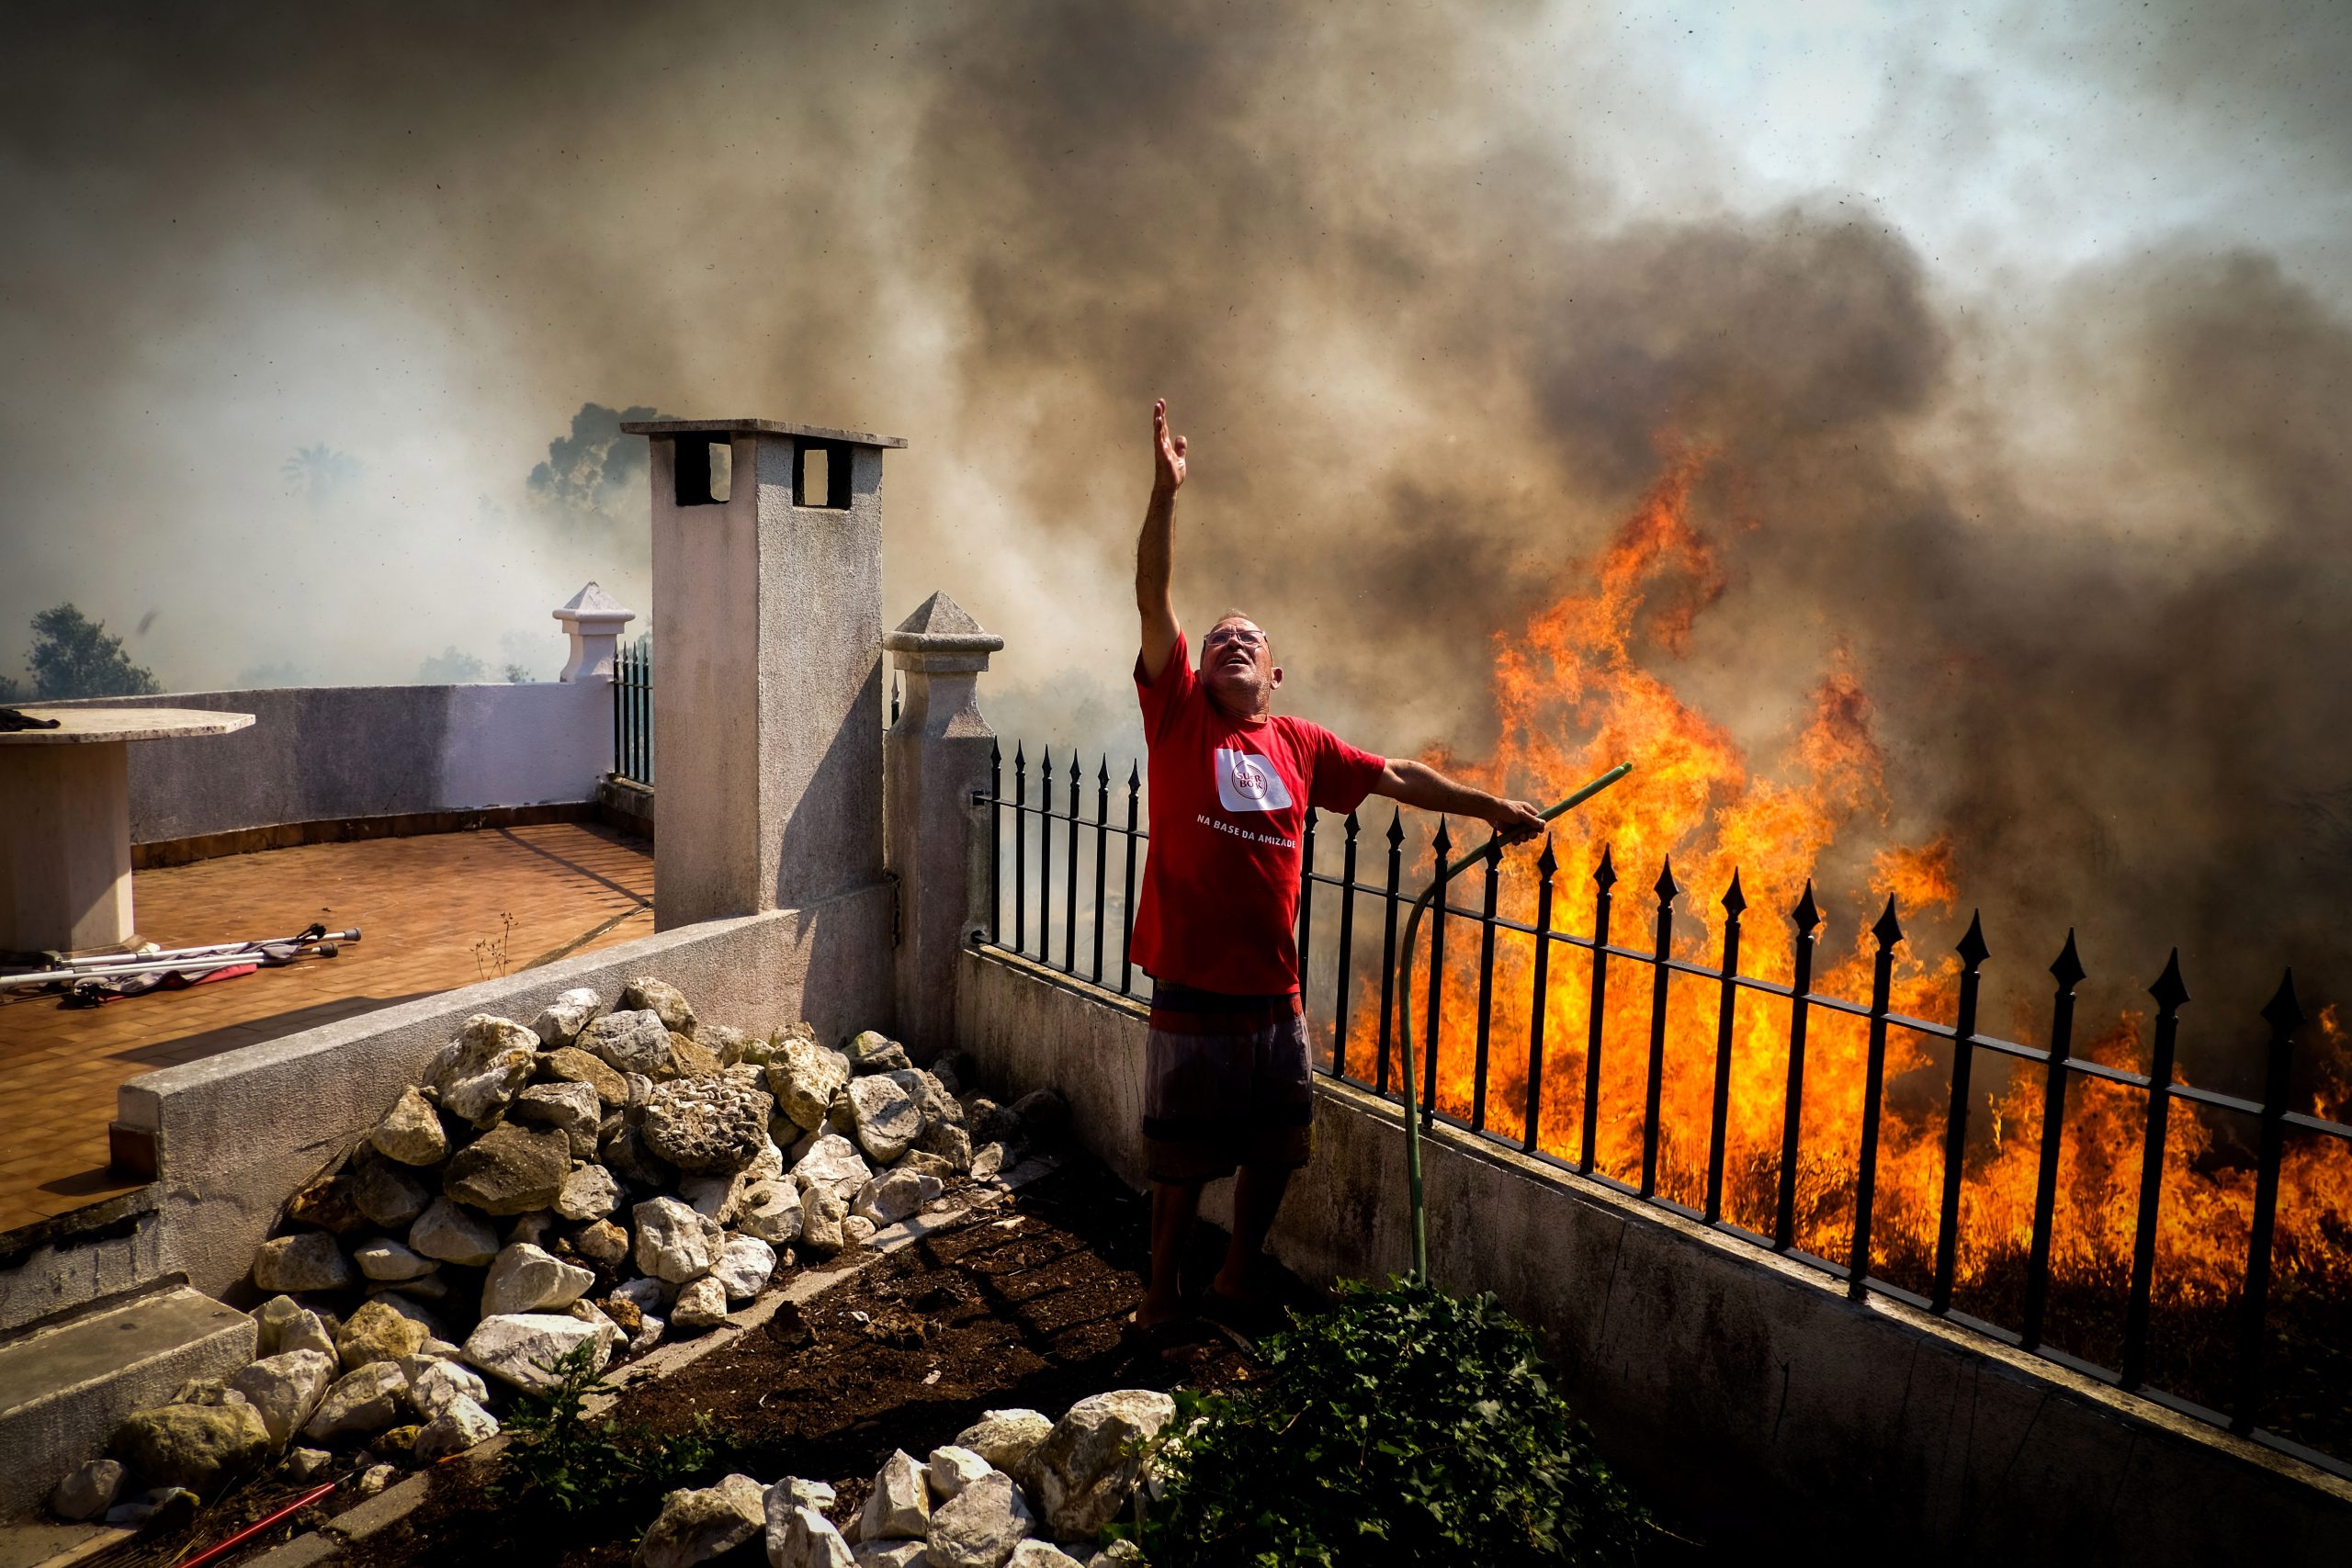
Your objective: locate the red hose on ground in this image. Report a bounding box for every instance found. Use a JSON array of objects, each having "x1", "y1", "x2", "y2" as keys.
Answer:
[{"x1": 172, "y1": 1481, "x2": 337, "y2": 1568}]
